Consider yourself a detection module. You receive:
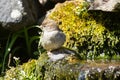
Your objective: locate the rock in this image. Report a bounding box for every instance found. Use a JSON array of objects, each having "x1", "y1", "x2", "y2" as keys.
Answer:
[
  {"x1": 88, "y1": 0, "x2": 120, "y2": 12},
  {"x1": 4, "y1": 53, "x2": 120, "y2": 80},
  {"x1": 0, "y1": 0, "x2": 44, "y2": 31},
  {"x1": 78, "y1": 65, "x2": 120, "y2": 80},
  {"x1": 47, "y1": 0, "x2": 120, "y2": 59},
  {"x1": 47, "y1": 47, "x2": 76, "y2": 61}
]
